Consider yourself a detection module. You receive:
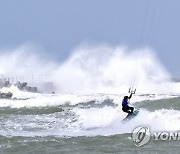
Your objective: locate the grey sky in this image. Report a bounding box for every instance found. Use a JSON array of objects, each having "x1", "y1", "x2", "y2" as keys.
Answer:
[{"x1": 0, "y1": 0, "x2": 180, "y2": 77}]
